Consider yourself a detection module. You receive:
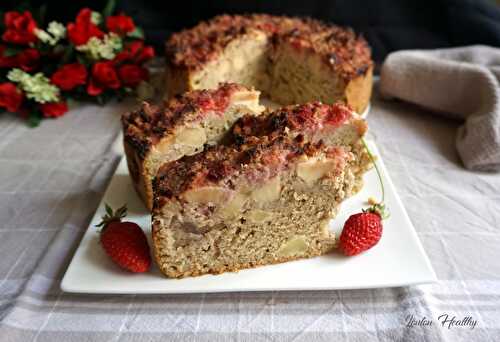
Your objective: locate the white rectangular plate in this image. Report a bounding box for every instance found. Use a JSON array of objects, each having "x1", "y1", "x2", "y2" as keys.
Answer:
[{"x1": 61, "y1": 141, "x2": 436, "y2": 294}]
